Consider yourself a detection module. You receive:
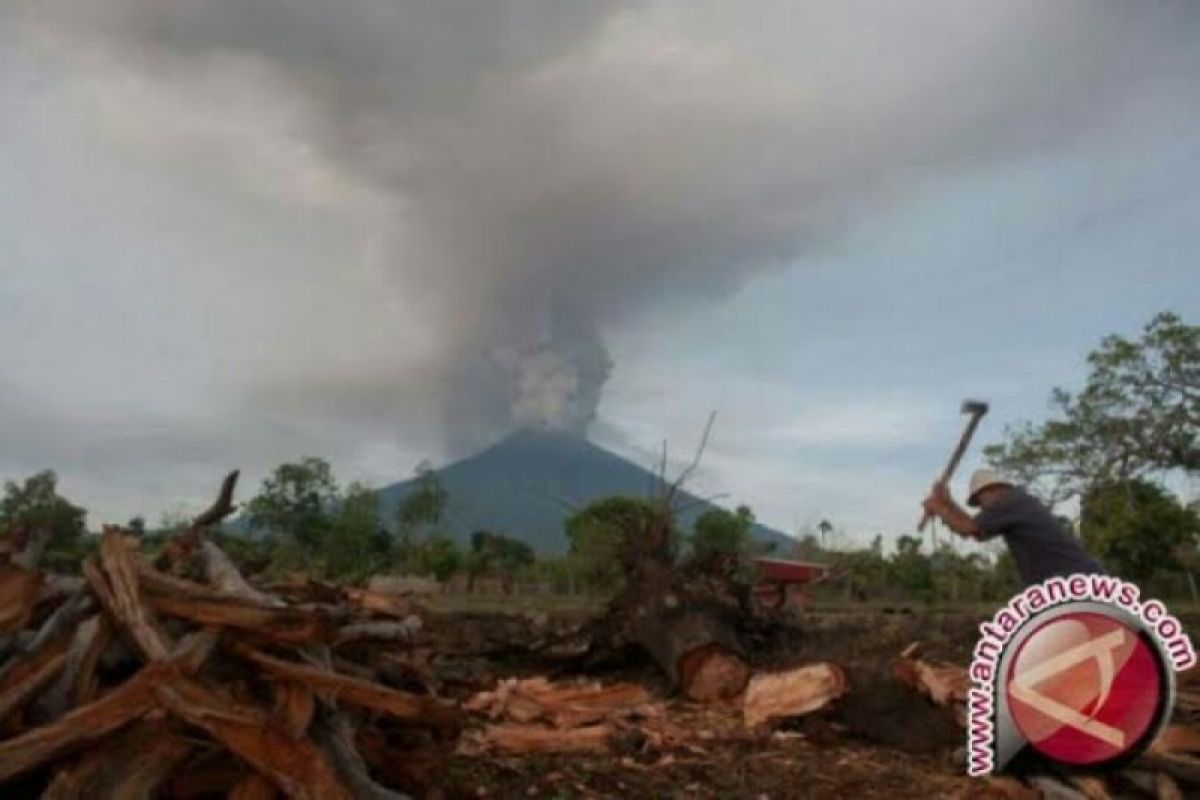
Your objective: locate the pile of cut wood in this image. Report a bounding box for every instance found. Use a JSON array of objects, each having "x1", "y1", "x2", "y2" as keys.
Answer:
[
  {"x1": 896, "y1": 642, "x2": 1200, "y2": 799},
  {"x1": 0, "y1": 473, "x2": 457, "y2": 799}
]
